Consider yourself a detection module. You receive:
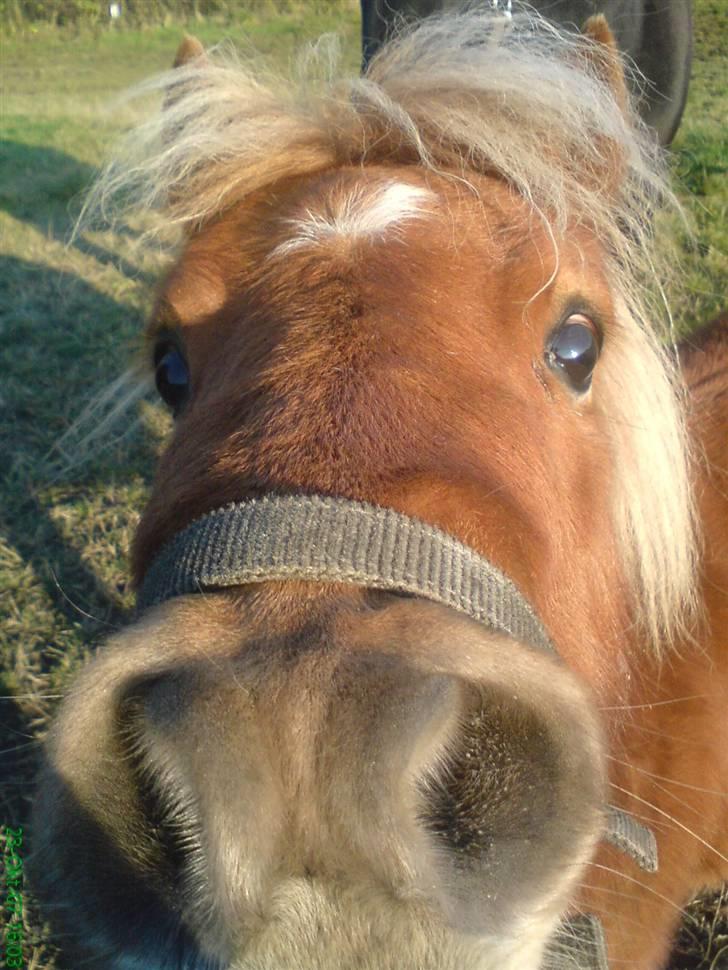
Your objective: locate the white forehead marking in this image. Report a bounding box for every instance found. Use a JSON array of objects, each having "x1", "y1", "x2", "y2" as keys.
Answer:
[{"x1": 273, "y1": 181, "x2": 435, "y2": 256}]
